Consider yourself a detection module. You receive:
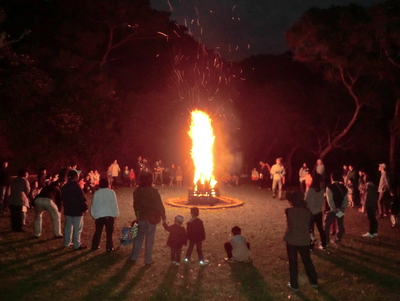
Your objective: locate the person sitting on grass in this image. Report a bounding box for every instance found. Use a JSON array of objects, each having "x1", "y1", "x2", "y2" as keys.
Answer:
[
  {"x1": 224, "y1": 226, "x2": 251, "y2": 263},
  {"x1": 284, "y1": 190, "x2": 318, "y2": 292},
  {"x1": 184, "y1": 207, "x2": 209, "y2": 265},
  {"x1": 162, "y1": 215, "x2": 187, "y2": 266}
]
